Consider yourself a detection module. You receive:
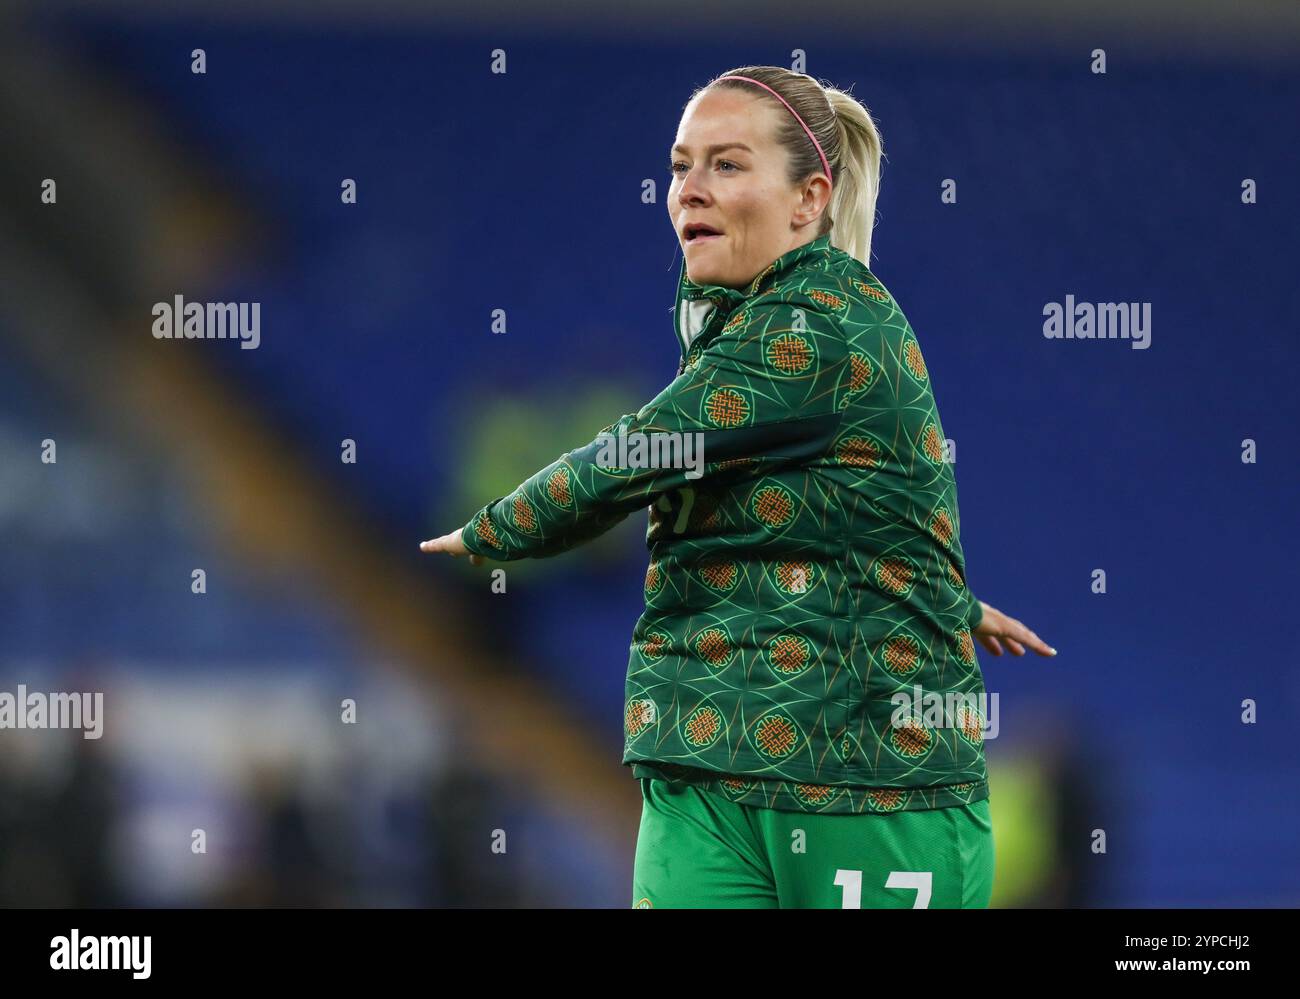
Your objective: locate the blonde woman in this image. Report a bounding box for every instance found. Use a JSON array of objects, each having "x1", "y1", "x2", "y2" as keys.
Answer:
[{"x1": 423, "y1": 66, "x2": 1054, "y2": 908}]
